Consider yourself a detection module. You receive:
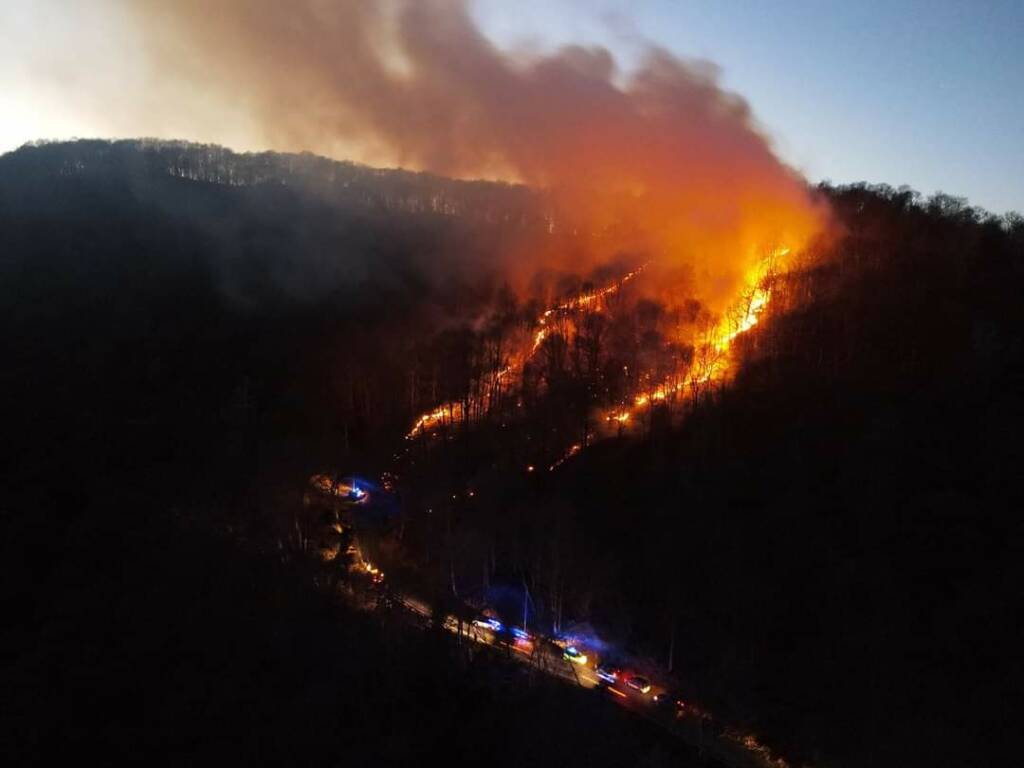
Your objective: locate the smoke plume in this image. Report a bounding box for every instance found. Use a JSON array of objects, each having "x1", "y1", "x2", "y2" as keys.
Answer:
[{"x1": 129, "y1": 0, "x2": 825, "y2": 303}]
